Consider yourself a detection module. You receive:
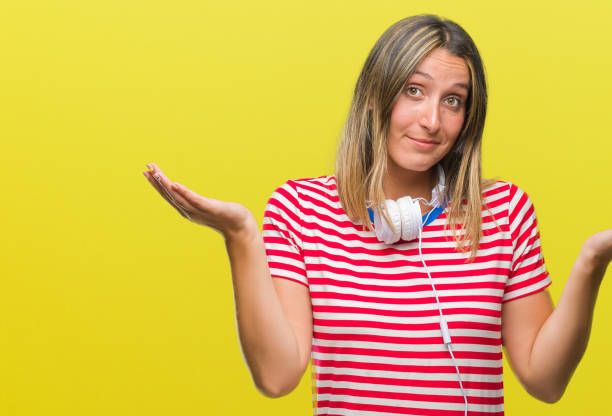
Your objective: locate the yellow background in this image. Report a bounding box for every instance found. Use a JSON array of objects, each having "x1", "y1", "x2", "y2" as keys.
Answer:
[{"x1": 1, "y1": 0, "x2": 611, "y2": 414}]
